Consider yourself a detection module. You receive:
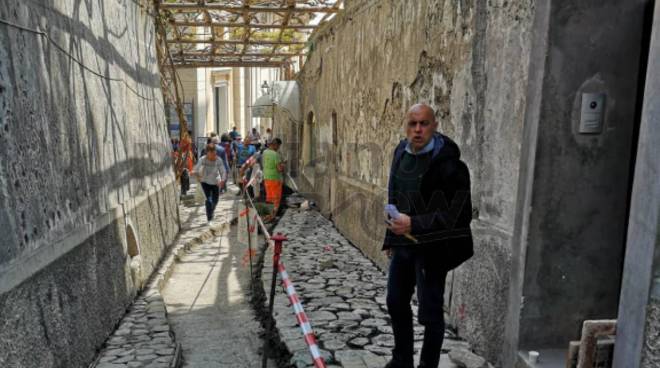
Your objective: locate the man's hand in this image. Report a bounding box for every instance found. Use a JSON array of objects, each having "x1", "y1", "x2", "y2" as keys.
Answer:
[
  {"x1": 388, "y1": 214, "x2": 411, "y2": 235},
  {"x1": 384, "y1": 249, "x2": 392, "y2": 258},
  {"x1": 217, "y1": 180, "x2": 225, "y2": 188}
]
